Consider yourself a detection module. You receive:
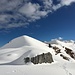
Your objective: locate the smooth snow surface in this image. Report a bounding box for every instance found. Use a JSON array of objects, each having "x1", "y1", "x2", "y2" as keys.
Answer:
[
  {"x1": 0, "y1": 35, "x2": 75, "y2": 75},
  {"x1": 0, "y1": 62, "x2": 75, "y2": 75},
  {"x1": 1, "y1": 35, "x2": 47, "y2": 49}
]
